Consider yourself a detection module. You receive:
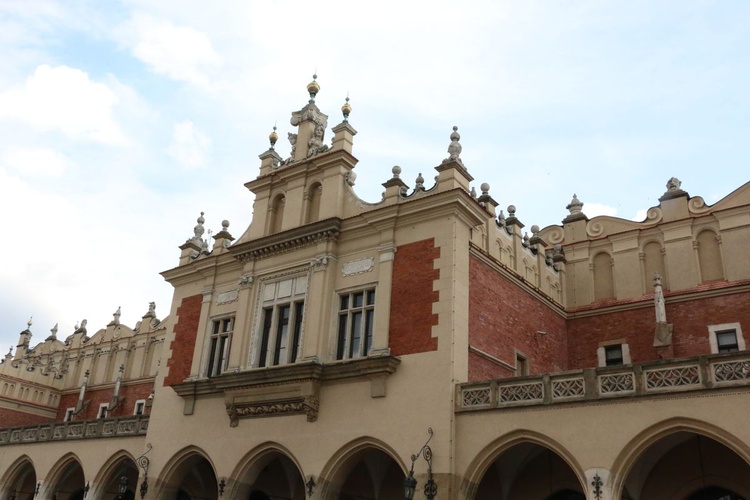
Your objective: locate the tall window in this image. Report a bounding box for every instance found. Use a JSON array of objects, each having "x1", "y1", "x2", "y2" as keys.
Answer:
[
  {"x1": 257, "y1": 276, "x2": 307, "y2": 367},
  {"x1": 336, "y1": 289, "x2": 376, "y2": 360},
  {"x1": 207, "y1": 317, "x2": 233, "y2": 377},
  {"x1": 604, "y1": 345, "x2": 624, "y2": 366}
]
